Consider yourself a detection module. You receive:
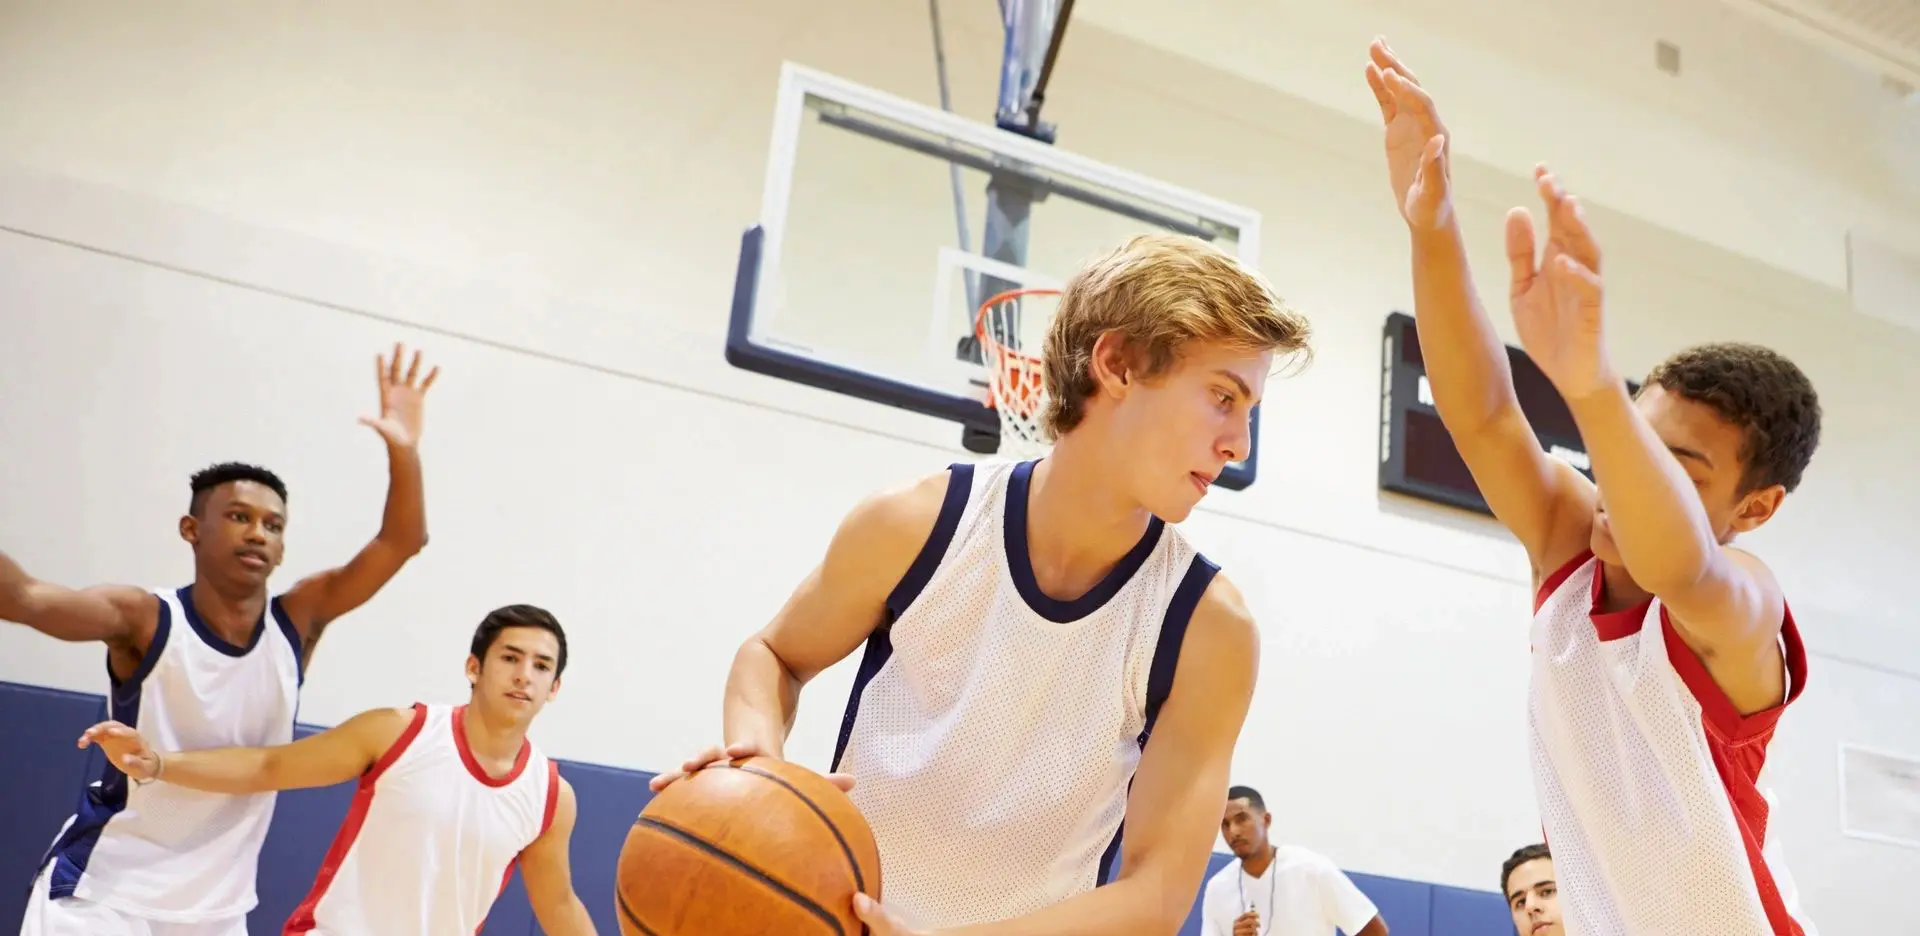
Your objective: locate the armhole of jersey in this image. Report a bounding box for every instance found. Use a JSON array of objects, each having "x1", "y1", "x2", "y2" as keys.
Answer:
[
  {"x1": 364, "y1": 703, "x2": 430, "y2": 782},
  {"x1": 1533, "y1": 550, "x2": 1593, "y2": 614},
  {"x1": 881, "y1": 462, "x2": 975, "y2": 623},
  {"x1": 268, "y1": 595, "x2": 305, "y2": 686},
  {"x1": 108, "y1": 596, "x2": 172, "y2": 710},
  {"x1": 1141, "y1": 554, "x2": 1222, "y2": 743},
  {"x1": 1660, "y1": 598, "x2": 1813, "y2": 743},
  {"x1": 540, "y1": 760, "x2": 561, "y2": 836},
  {"x1": 833, "y1": 465, "x2": 974, "y2": 775},
  {"x1": 1779, "y1": 604, "x2": 1809, "y2": 707}
]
